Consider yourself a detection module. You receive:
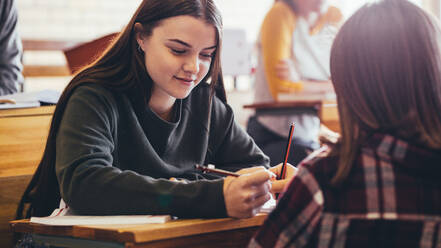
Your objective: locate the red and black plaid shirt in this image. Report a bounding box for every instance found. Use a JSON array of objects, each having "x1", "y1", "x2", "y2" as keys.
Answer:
[{"x1": 250, "y1": 133, "x2": 441, "y2": 248}]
